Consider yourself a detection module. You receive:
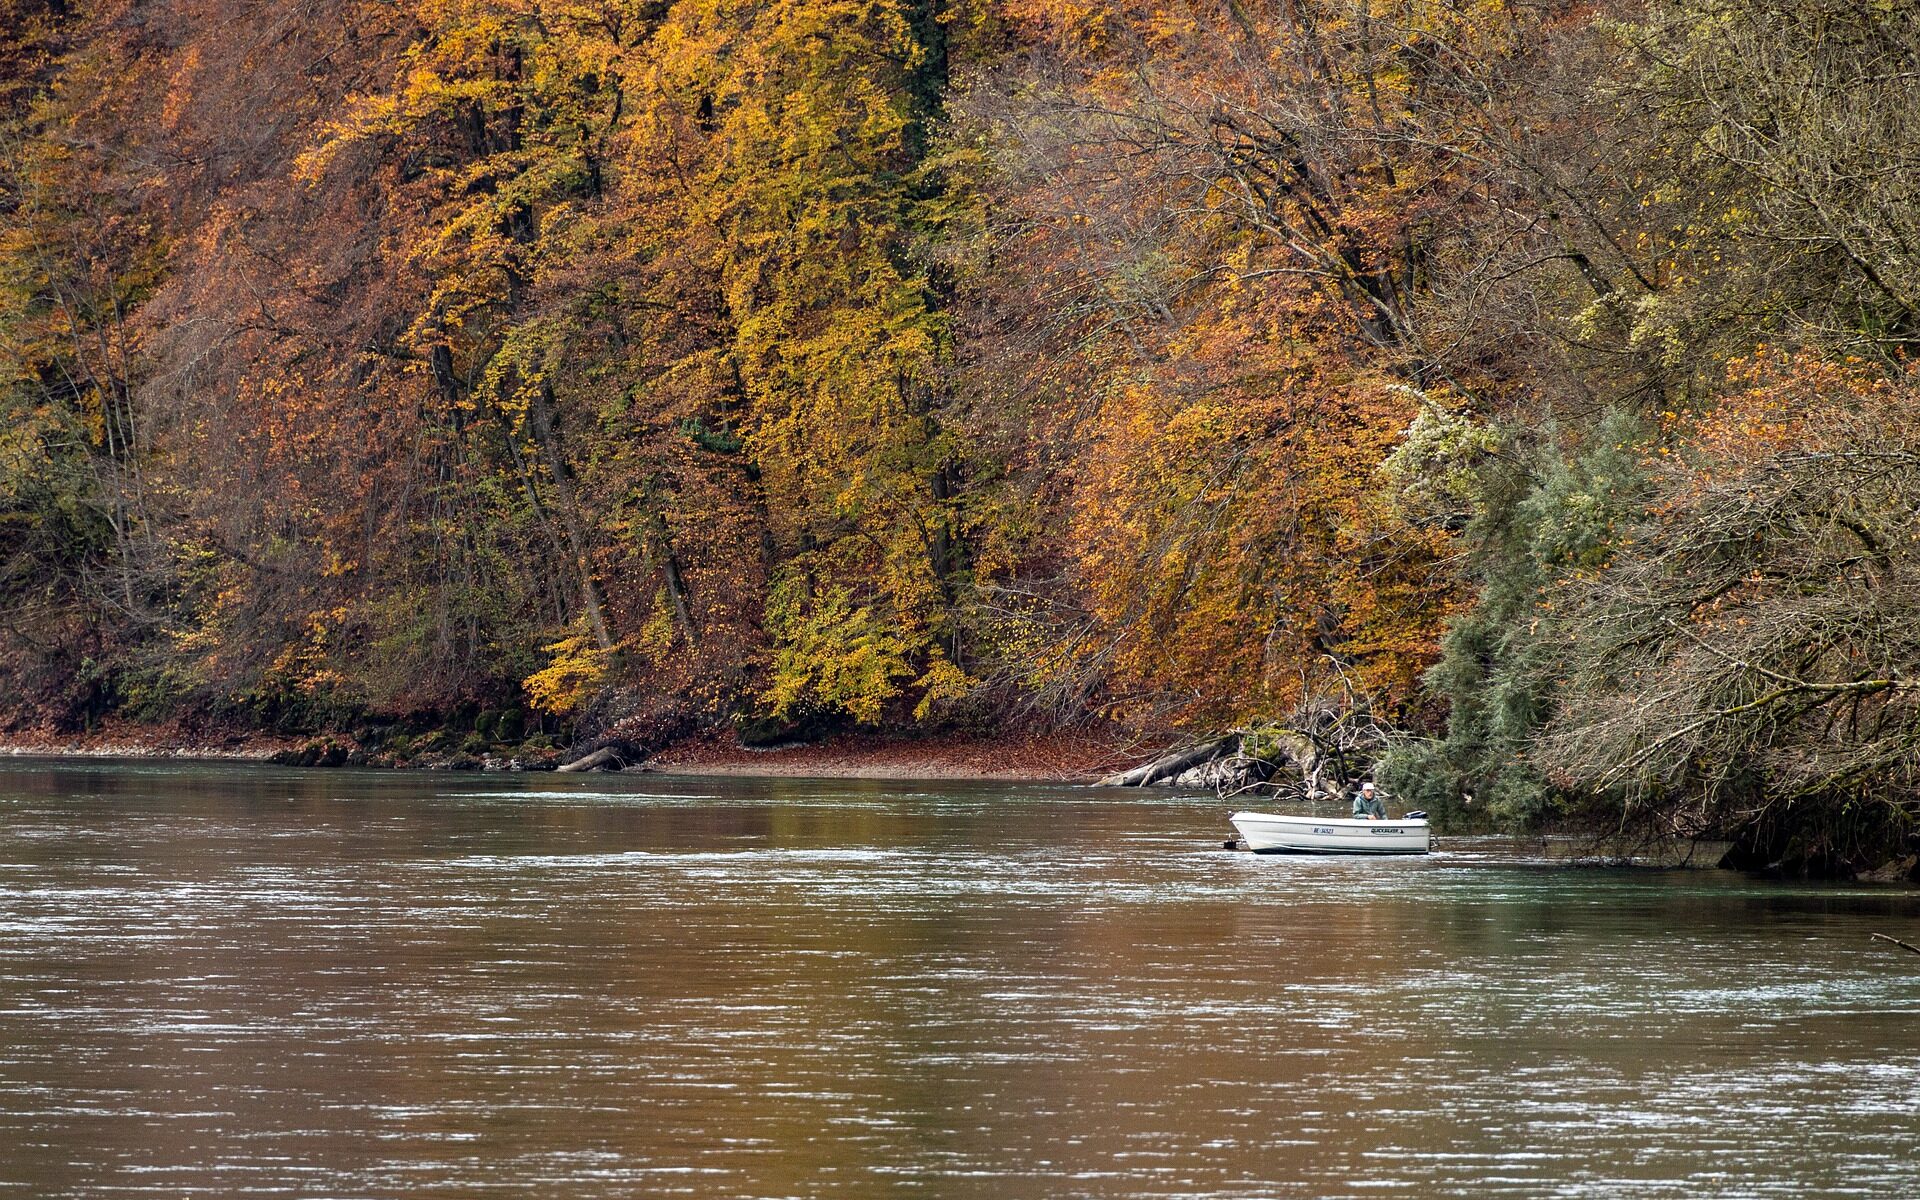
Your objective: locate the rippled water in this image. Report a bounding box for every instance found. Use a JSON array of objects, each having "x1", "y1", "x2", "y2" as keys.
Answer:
[{"x1": 1, "y1": 759, "x2": 1917, "y2": 1197}]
